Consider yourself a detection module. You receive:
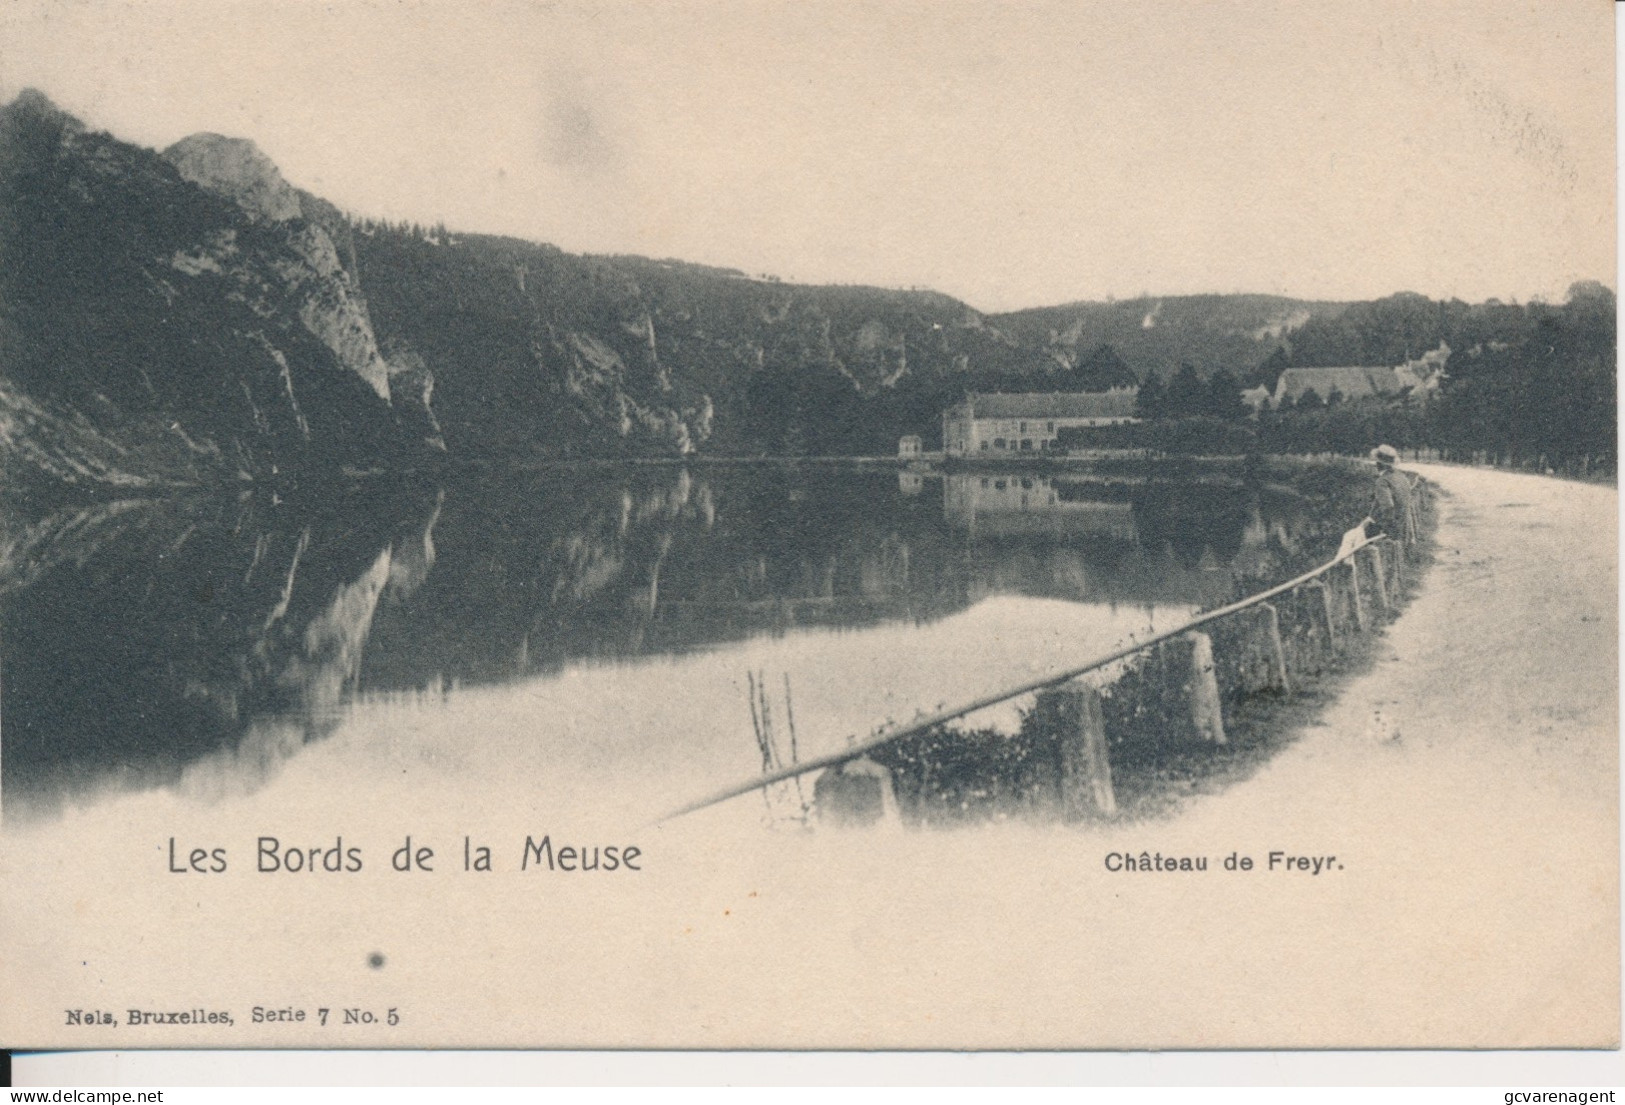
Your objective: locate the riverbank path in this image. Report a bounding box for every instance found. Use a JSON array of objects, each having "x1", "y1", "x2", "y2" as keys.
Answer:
[{"x1": 1173, "y1": 461, "x2": 1618, "y2": 1044}]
